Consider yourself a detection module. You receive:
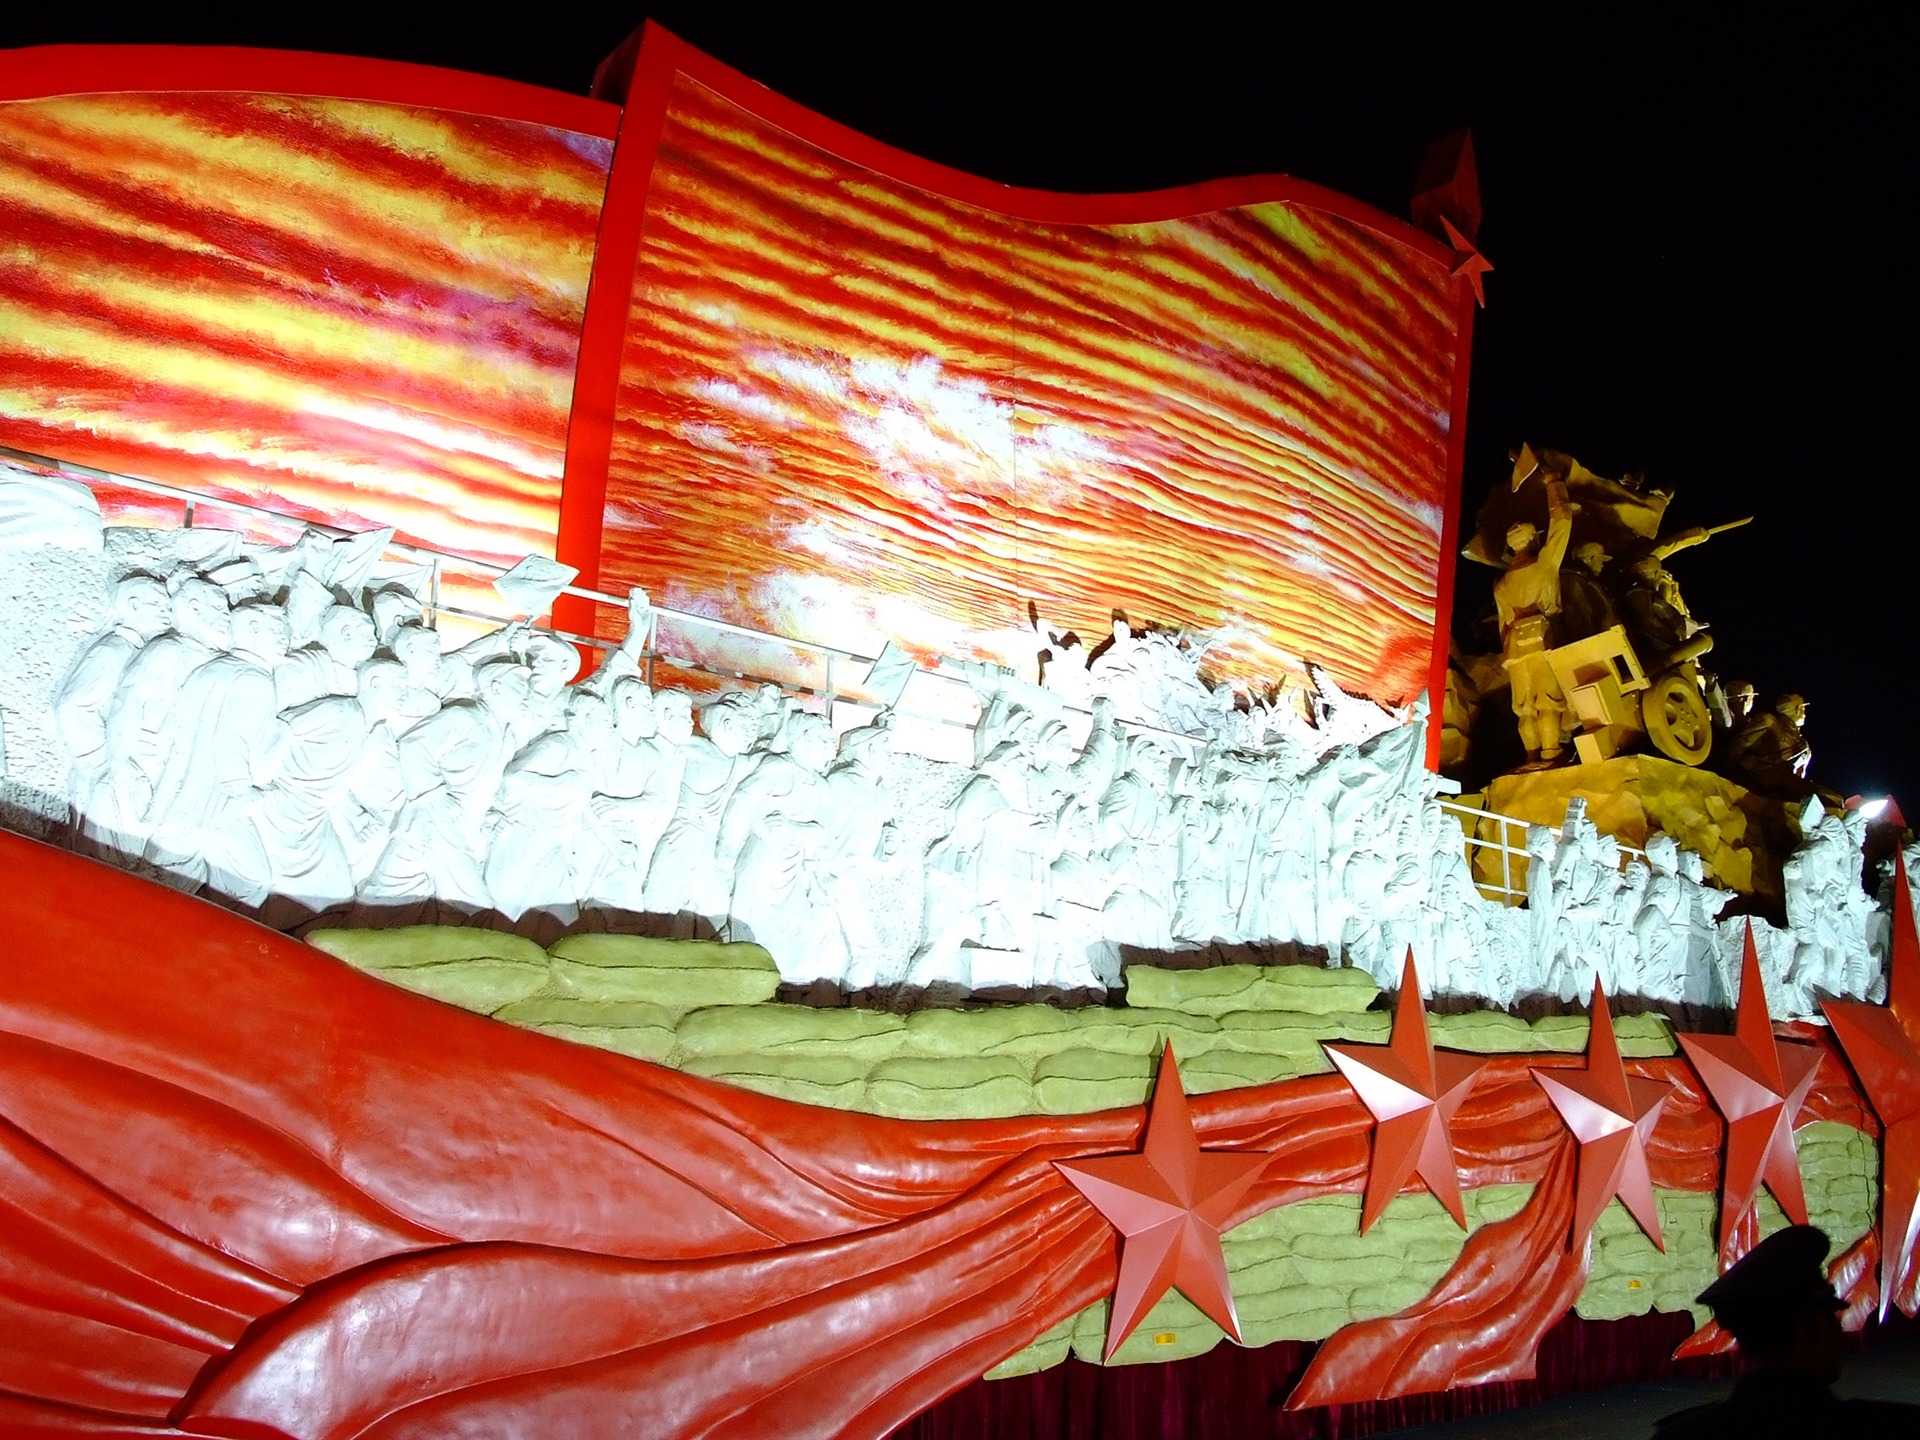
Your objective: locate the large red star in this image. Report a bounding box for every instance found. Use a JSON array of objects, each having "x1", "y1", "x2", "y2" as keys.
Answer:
[
  {"x1": 1679, "y1": 921, "x2": 1822, "y2": 1266},
  {"x1": 1055, "y1": 1043, "x2": 1270, "y2": 1359},
  {"x1": 1824, "y1": 849, "x2": 1920, "y2": 1317},
  {"x1": 1324, "y1": 951, "x2": 1487, "y2": 1232},
  {"x1": 1440, "y1": 216, "x2": 1494, "y2": 307},
  {"x1": 1535, "y1": 980, "x2": 1673, "y2": 1250}
]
